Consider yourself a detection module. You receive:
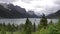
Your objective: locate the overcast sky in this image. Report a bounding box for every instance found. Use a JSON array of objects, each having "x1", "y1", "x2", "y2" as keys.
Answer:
[{"x1": 0, "y1": 0, "x2": 60, "y2": 15}]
